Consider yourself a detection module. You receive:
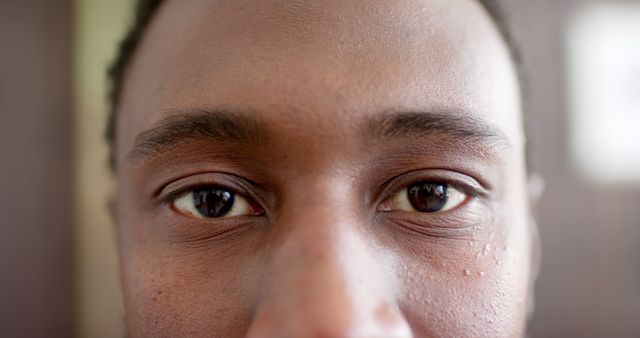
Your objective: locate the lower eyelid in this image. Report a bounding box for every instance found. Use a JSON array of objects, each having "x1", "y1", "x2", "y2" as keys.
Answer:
[
  {"x1": 162, "y1": 216, "x2": 258, "y2": 245},
  {"x1": 386, "y1": 199, "x2": 484, "y2": 235}
]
